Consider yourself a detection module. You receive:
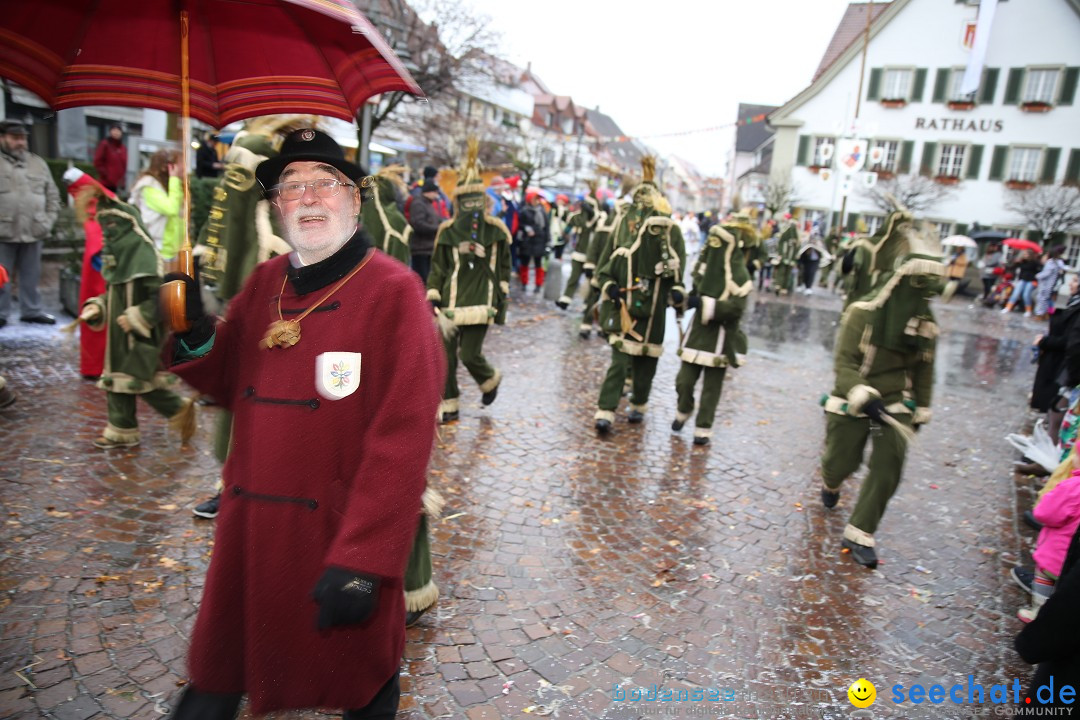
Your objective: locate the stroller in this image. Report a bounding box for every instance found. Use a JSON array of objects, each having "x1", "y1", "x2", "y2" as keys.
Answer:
[{"x1": 983, "y1": 268, "x2": 1015, "y2": 309}]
